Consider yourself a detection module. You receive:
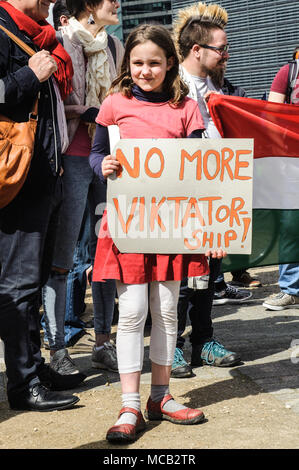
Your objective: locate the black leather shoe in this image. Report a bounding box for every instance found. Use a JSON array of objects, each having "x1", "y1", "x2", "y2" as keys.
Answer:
[
  {"x1": 37, "y1": 364, "x2": 86, "y2": 391},
  {"x1": 8, "y1": 384, "x2": 80, "y2": 412}
]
